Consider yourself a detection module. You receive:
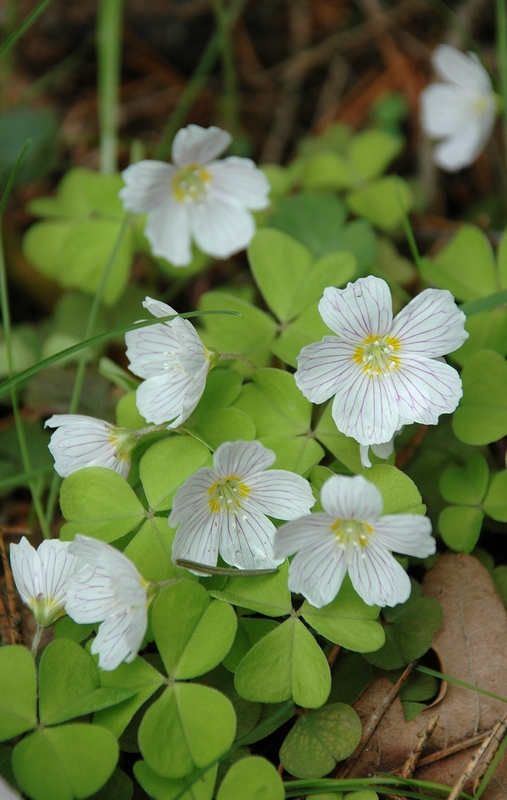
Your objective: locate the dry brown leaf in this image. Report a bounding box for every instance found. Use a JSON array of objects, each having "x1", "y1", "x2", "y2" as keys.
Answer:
[{"x1": 348, "y1": 554, "x2": 507, "y2": 798}]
